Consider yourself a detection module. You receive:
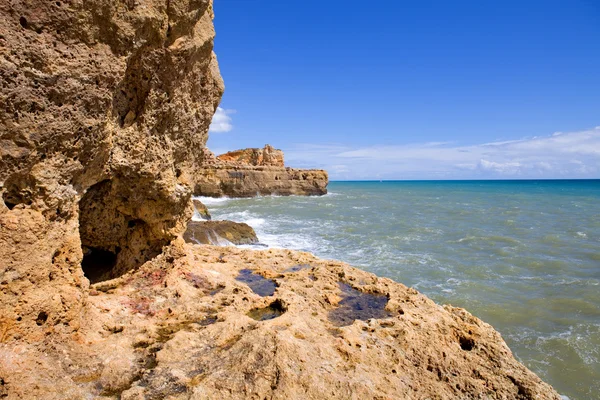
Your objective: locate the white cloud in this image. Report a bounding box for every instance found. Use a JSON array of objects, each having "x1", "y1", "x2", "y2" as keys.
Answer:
[
  {"x1": 478, "y1": 159, "x2": 522, "y2": 174},
  {"x1": 209, "y1": 107, "x2": 235, "y2": 133},
  {"x1": 283, "y1": 126, "x2": 600, "y2": 180}
]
